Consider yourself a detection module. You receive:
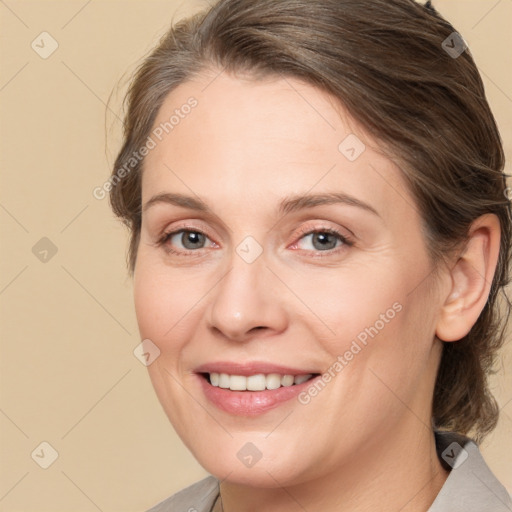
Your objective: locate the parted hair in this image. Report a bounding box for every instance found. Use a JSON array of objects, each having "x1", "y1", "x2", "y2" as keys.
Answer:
[{"x1": 109, "y1": 0, "x2": 511, "y2": 443}]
